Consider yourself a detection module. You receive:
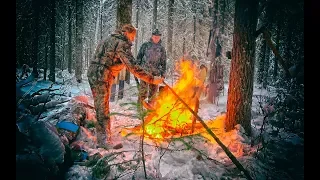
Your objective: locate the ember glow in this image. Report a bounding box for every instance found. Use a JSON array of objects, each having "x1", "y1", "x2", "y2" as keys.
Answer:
[{"x1": 122, "y1": 59, "x2": 225, "y2": 143}]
